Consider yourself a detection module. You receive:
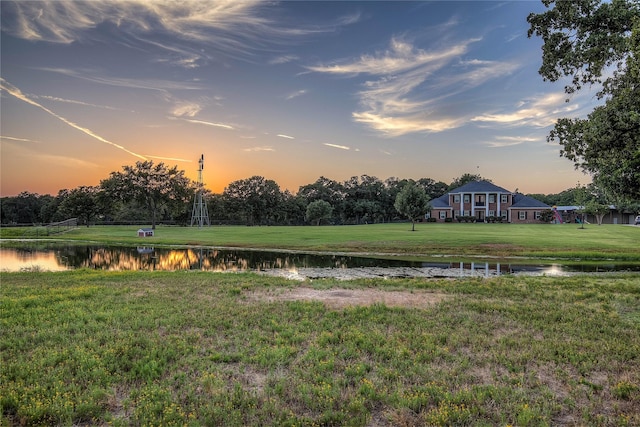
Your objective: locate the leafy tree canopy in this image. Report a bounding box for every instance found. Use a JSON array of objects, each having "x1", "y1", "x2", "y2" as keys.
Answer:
[
  {"x1": 394, "y1": 182, "x2": 430, "y2": 231},
  {"x1": 223, "y1": 176, "x2": 282, "y2": 225},
  {"x1": 305, "y1": 200, "x2": 333, "y2": 226},
  {"x1": 101, "y1": 161, "x2": 193, "y2": 229},
  {"x1": 58, "y1": 186, "x2": 101, "y2": 226},
  {"x1": 528, "y1": 0, "x2": 640, "y2": 201}
]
